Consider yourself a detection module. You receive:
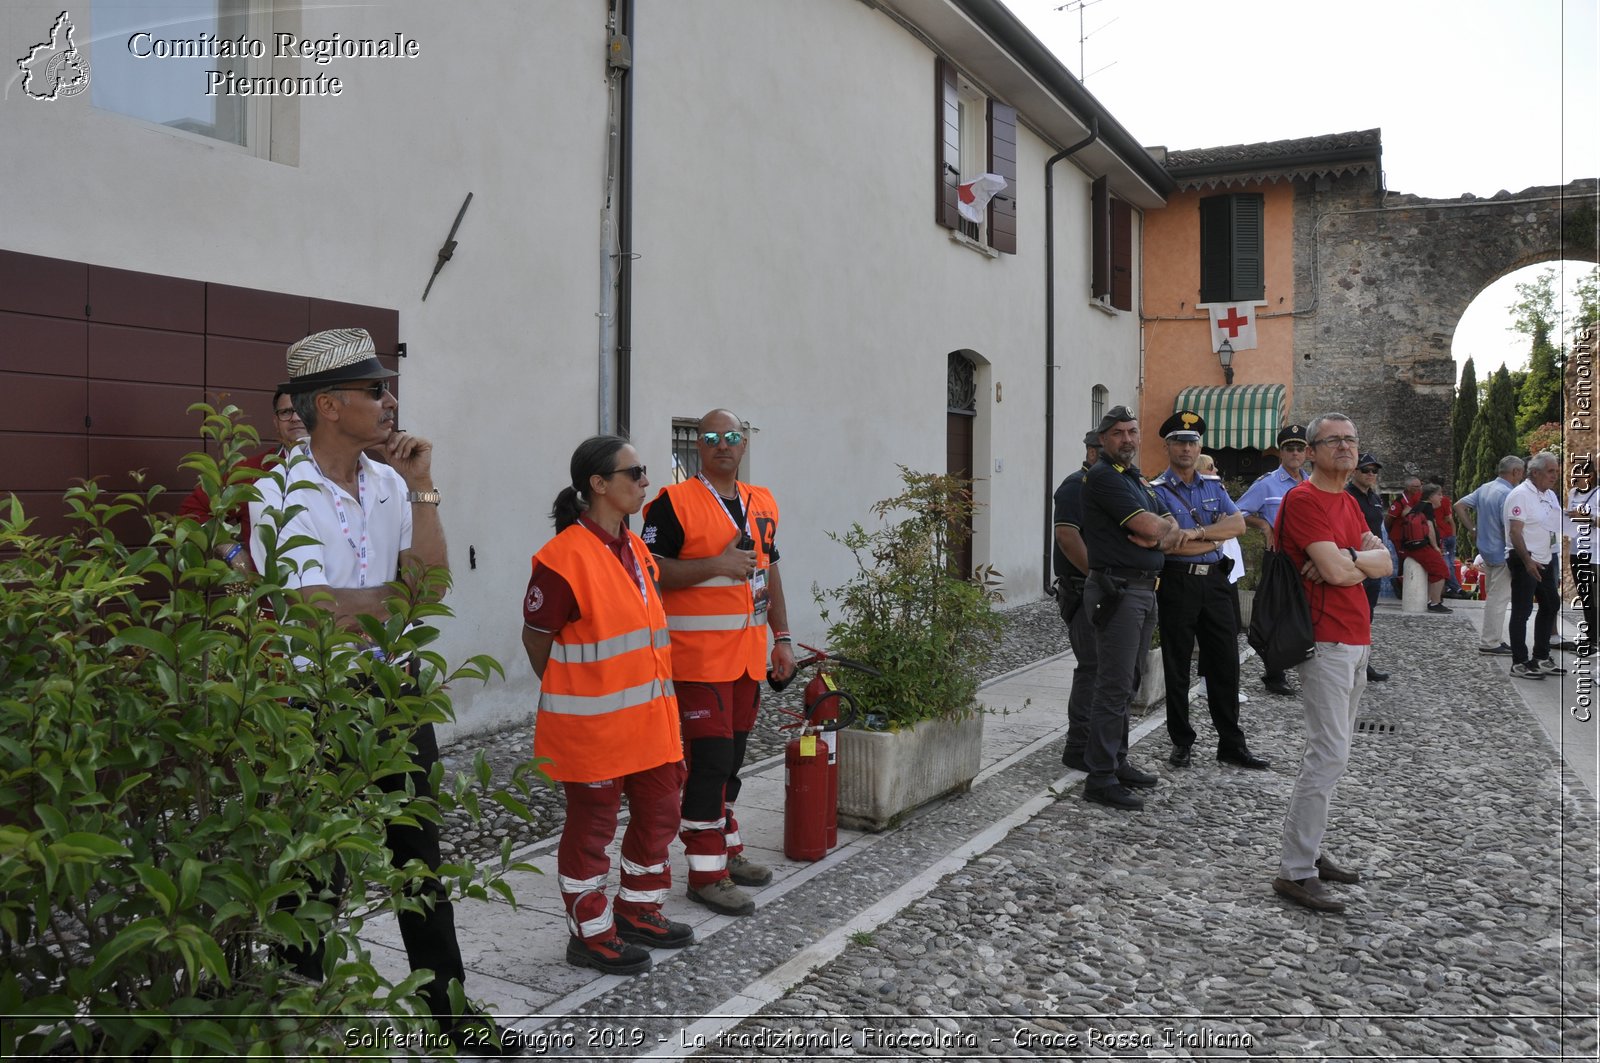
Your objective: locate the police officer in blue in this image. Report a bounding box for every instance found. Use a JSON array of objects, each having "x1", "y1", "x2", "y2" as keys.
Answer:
[
  {"x1": 1151, "y1": 412, "x2": 1270, "y2": 770},
  {"x1": 1079, "y1": 405, "x2": 1194, "y2": 810},
  {"x1": 1236, "y1": 423, "x2": 1311, "y2": 696},
  {"x1": 1053, "y1": 429, "x2": 1101, "y2": 770}
]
